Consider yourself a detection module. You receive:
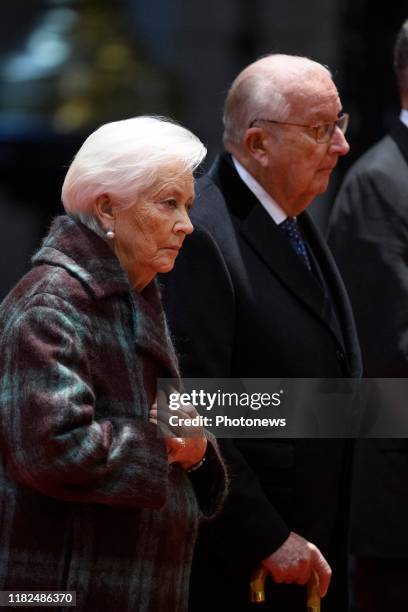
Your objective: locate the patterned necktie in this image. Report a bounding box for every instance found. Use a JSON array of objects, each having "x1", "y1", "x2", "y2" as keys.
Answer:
[{"x1": 279, "y1": 217, "x2": 312, "y2": 271}]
